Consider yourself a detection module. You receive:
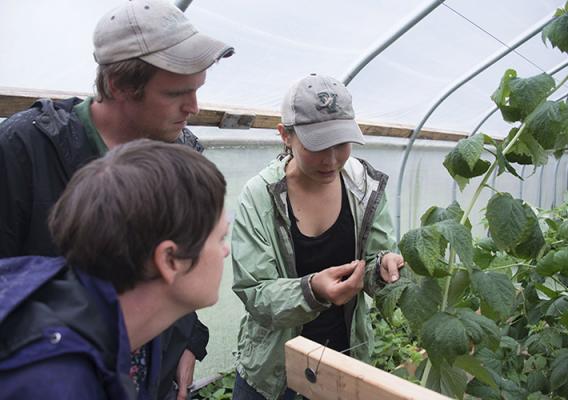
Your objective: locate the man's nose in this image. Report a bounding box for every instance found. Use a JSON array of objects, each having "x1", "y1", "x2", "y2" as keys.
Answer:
[{"x1": 181, "y1": 92, "x2": 199, "y2": 115}]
